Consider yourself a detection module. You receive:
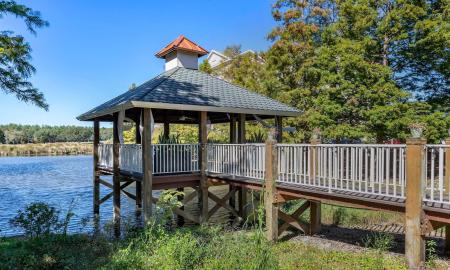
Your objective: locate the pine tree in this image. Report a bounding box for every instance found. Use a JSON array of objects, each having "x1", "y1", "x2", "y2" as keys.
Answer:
[{"x1": 0, "y1": 1, "x2": 49, "y2": 110}]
